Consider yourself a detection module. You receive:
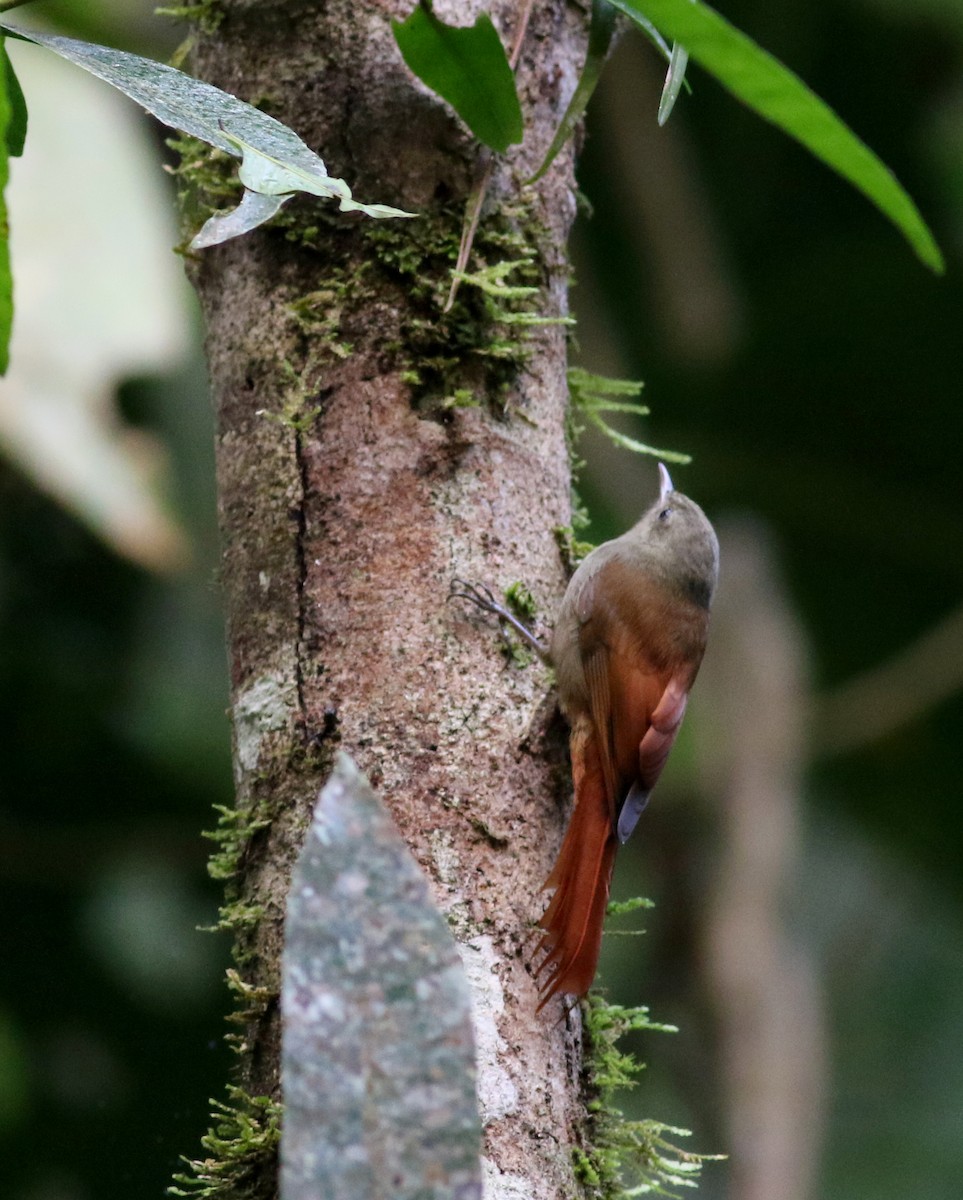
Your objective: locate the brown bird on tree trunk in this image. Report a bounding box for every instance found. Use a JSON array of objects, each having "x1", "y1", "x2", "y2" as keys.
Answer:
[{"x1": 453, "y1": 464, "x2": 718, "y2": 1008}]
